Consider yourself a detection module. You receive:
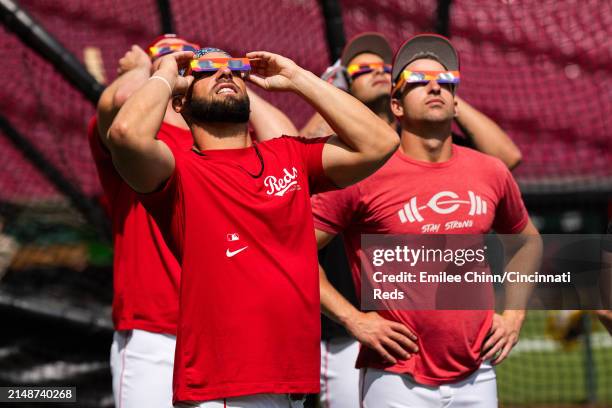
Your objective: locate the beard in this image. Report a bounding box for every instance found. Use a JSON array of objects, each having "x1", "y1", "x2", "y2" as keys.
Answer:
[{"x1": 186, "y1": 92, "x2": 250, "y2": 124}]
